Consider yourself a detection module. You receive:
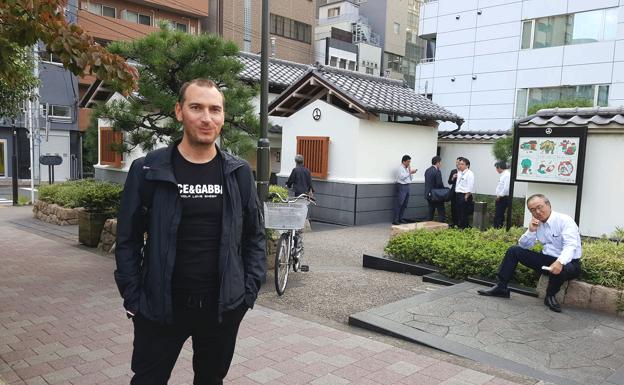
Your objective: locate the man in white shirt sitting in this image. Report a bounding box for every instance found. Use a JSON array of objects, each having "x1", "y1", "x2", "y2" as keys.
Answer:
[
  {"x1": 493, "y1": 161, "x2": 510, "y2": 228},
  {"x1": 454, "y1": 157, "x2": 475, "y2": 229},
  {"x1": 478, "y1": 194, "x2": 582, "y2": 312}
]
